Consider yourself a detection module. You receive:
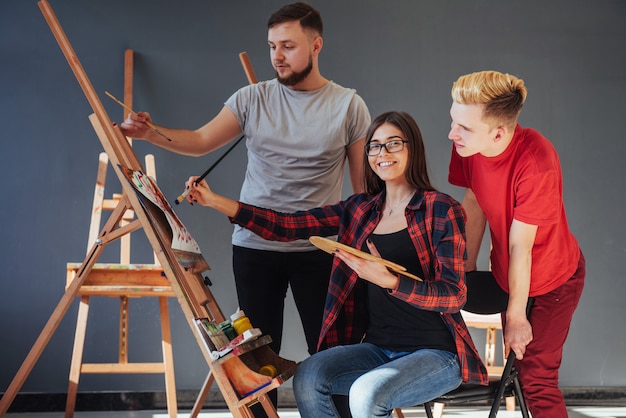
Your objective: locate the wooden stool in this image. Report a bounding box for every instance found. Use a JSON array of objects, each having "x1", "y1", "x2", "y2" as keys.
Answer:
[{"x1": 461, "y1": 311, "x2": 516, "y2": 412}]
